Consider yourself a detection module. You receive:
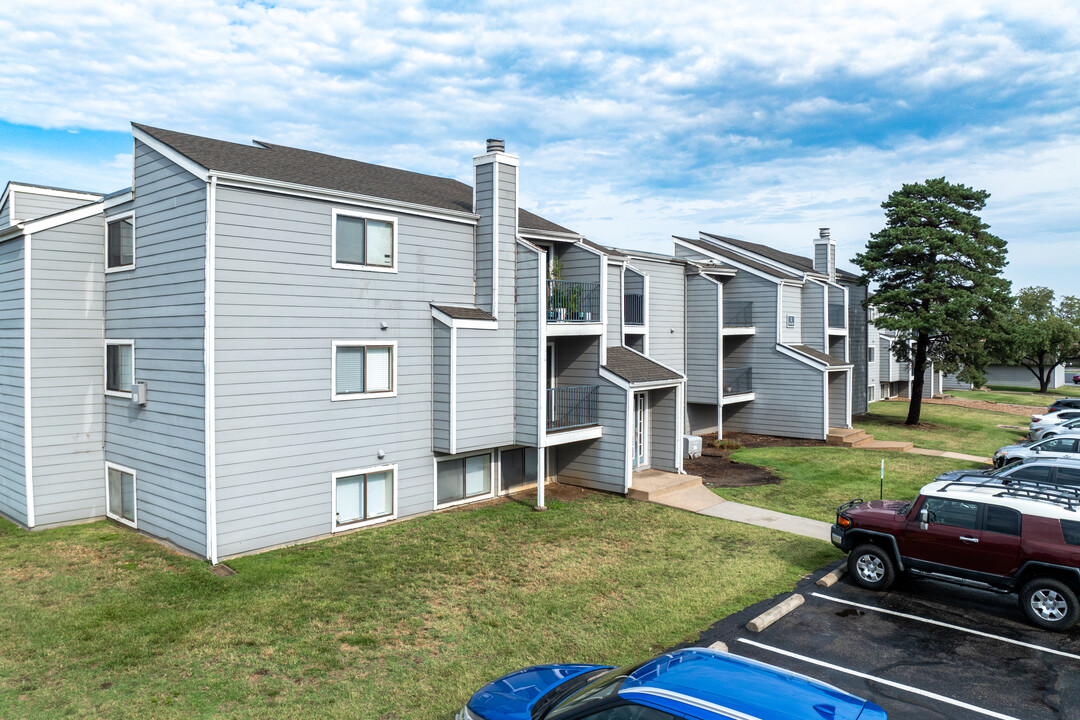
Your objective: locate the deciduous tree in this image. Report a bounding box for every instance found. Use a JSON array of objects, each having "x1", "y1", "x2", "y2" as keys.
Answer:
[
  {"x1": 854, "y1": 178, "x2": 1011, "y2": 425},
  {"x1": 992, "y1": 287, "x2": 1080, "y2": 392}
]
